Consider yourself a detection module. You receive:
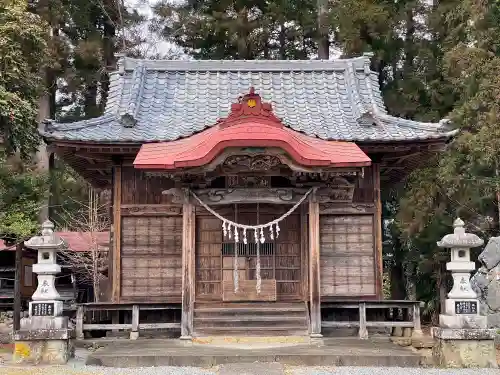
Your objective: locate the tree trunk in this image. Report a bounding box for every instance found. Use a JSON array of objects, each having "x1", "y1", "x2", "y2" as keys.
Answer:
[
  {"x1": 390, "y1": 263, "x2": 406, "y2": 300},
  {"x1": 84, "y1": 82, "x2": 99, "y2": 119},
  {"x1": 36, "y1": 67, "x2": 53, "y2": 222},
  {"x1": 100, "y1": 19, "x2": 116, "y2": 113},
  {"x1": 433, "y1": 261, "x2": 447, "y2": 324},
  {"x1": 317, "y1": 0, "x2": 329, "y2": 59},
  {"x1": 405, "y1": 263, "x2": 417, "y2": 301},
  {"x1": 279, "y1": 24, "x2": 286, "y2": 59},
  {"x1": 403, "y1": 6, "x2": 415, "y2": 76},
  {"x1": 13, "y1": 242, "x2": 23, "y2": 331}
]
